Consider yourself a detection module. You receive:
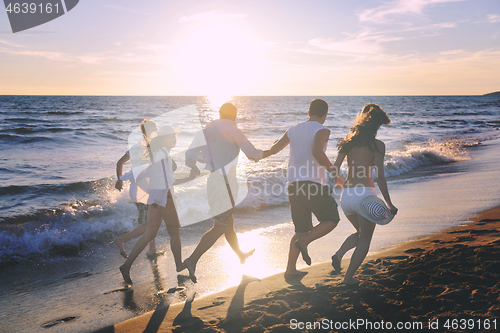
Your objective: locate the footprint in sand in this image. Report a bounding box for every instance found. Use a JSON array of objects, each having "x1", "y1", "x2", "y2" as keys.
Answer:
[
  {"x1": 383, "y1": 255, "x2": 409, "y2": 260},
  {"x1": 103, "y1": 287, "x2": 132, "y2": 295},
  {"x1": 41, "y1": 316, "x2": 78, "y2": 328},
  {"x1": 454, "y1": 236, "x2": 476, "y2": 242},
  {"x1": 63, "y1": 271, "x2": 92, "y2": 279},
  {"x1": 197, "y1": 298, "x2": 226, "y2": 310},
  {"x1": 156, "y1": 286, "x2": 186, "y2": 295},
  {"x1": 470, "y1": 229, "x2": 499, "y2": 234},
  {"x1": 404, "y1": 248, "x2": 425, "y2": 254}
]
